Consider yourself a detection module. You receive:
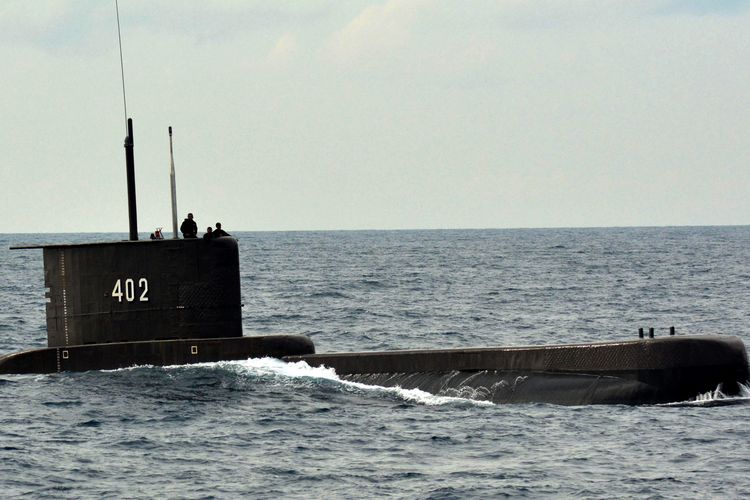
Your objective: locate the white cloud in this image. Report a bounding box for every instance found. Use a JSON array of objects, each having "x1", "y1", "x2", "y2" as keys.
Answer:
[
  {"x1": 0, "y1": 1, "x2": 94, "y2": 49},
  {"x1": 266, "y1": 33, "x2": 298, "y2": 66},
  {"x1": 2, "y1": 2, "x2": 750, "y2": 231},
  {"x1": 0, "y1": 0, "x2": 68, "y2": 33},
  {"x1": 326, "y1": 0, "x2": 431, "y2": 64}
]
